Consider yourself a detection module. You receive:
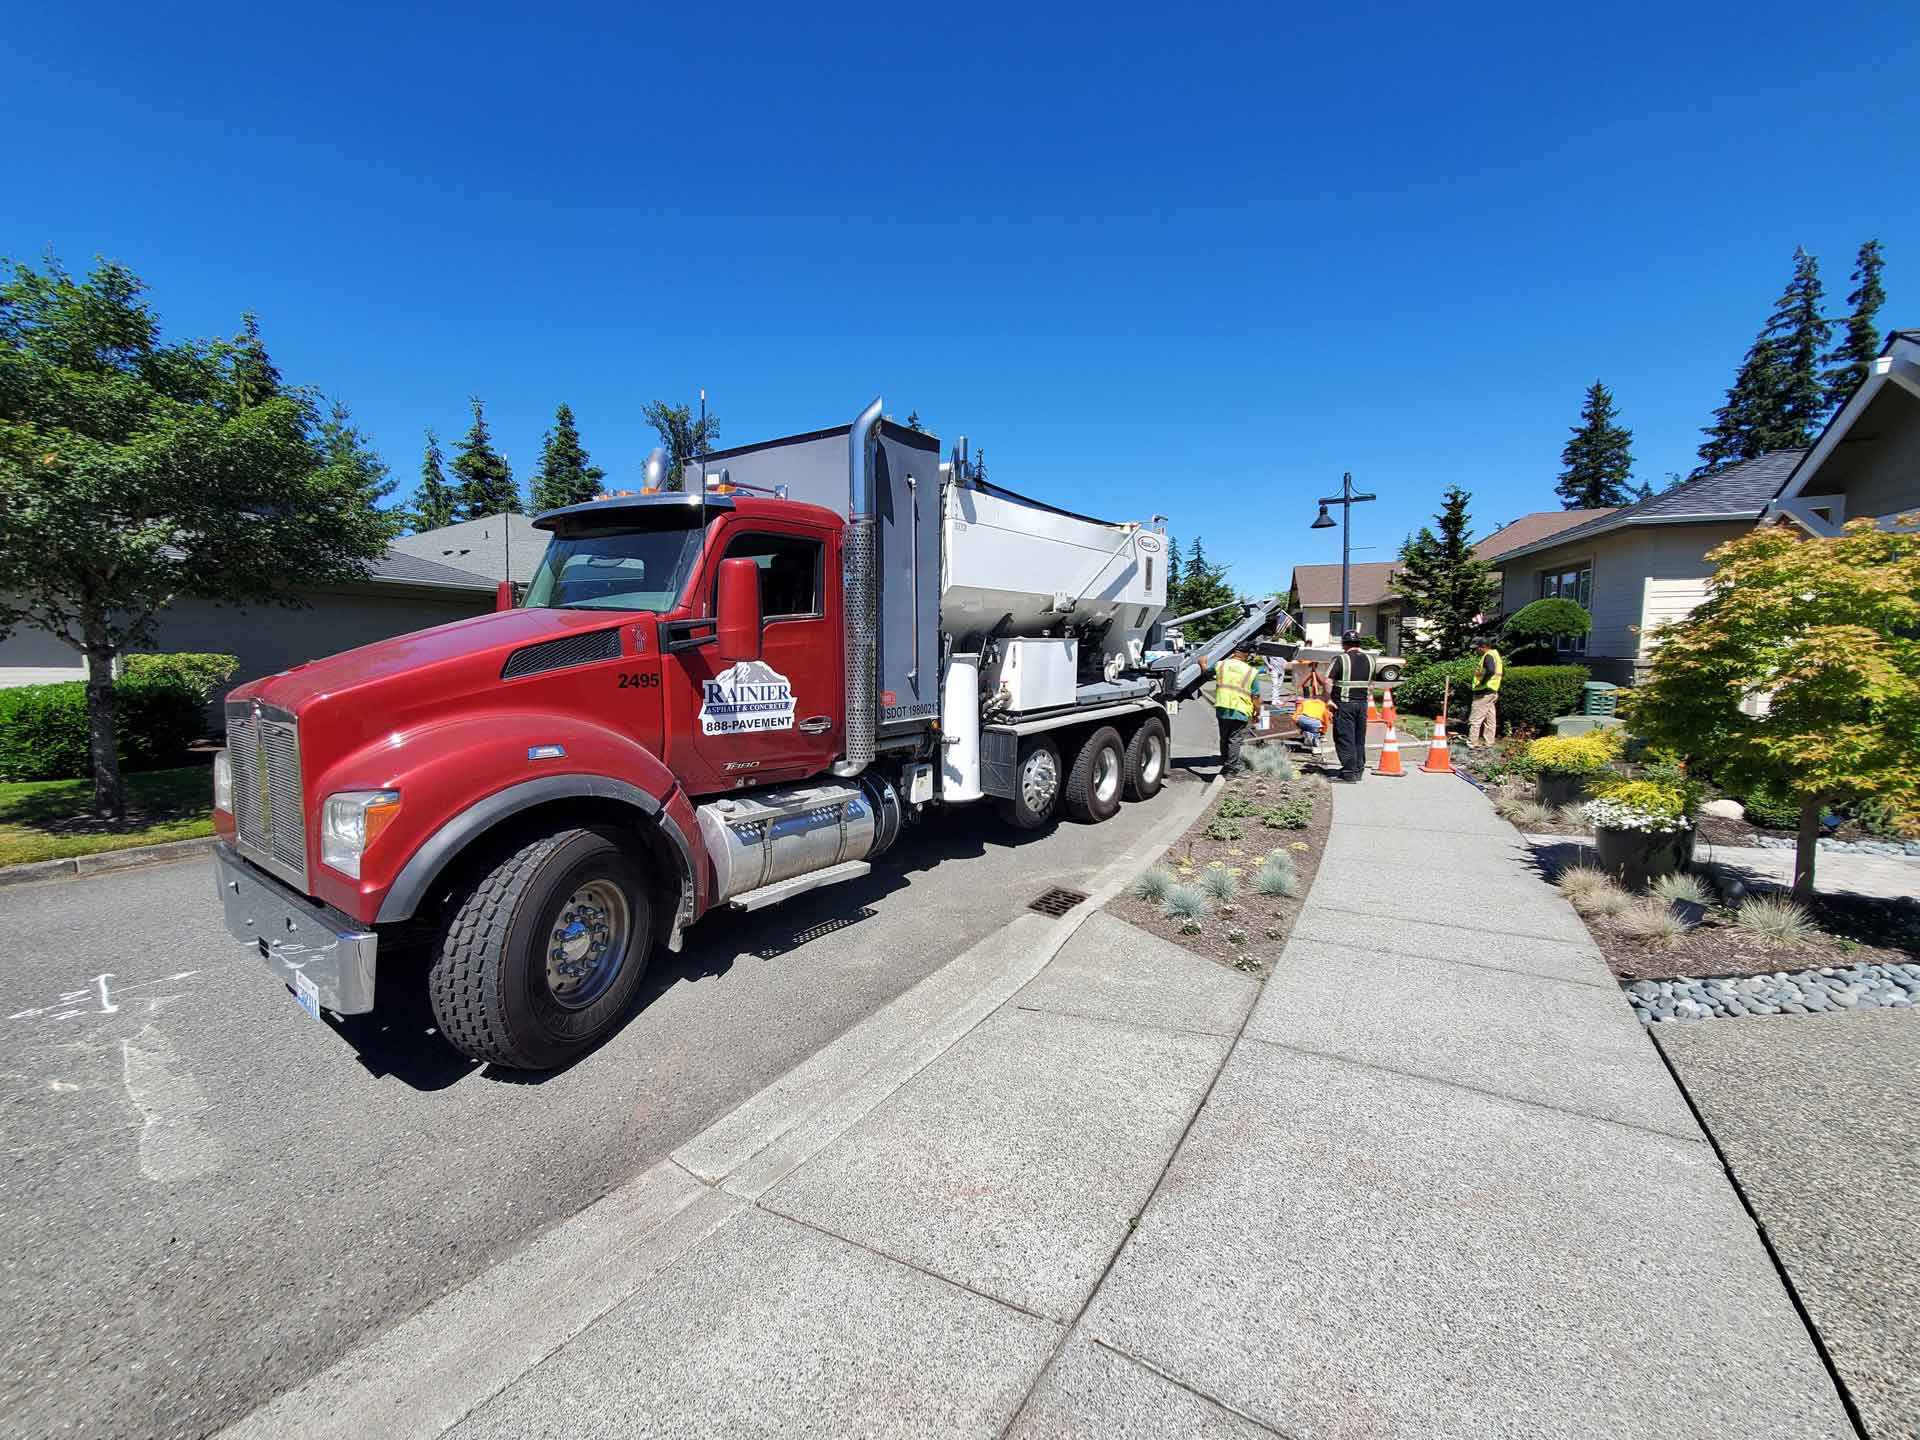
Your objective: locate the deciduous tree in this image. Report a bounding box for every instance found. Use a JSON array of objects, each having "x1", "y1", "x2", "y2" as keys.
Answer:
[
  {"x1": 1820, "y1": 239, "x2": 1886, "y2": 414},
  {"x1": 0, "y1": 256, "x2": 393, "y2": 814},
  {"x1": 1390, "y1": 486, "x2": 1500, "y2": 664},
  {"x1": 529, "y1": 402, "x2": 605, "y2": 512},
  {"x1": 1555, "y1": 380, "x2": 1637, "y2": 508},
  {"x1": 1623, "y1": 516, "x2": 1920, "y2": 901},
  {"x1": 452, "y1": 396, "x2": 518, "y2": 518},
  {"x1": 641, "y1": 399, "x2": 720, "y2": 492}
]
